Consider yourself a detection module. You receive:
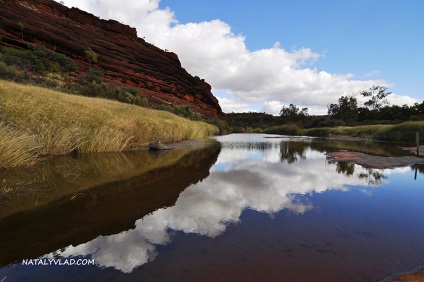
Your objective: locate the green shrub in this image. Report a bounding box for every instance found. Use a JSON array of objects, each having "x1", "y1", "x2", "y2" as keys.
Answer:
[
  {"x1": 374, "y1": 121, "x2": 424, "y2": 143},
  {"x1": 87, "y1": 69, "x2": 104, "y2": 83},
  {"x1": 204, "y1": 118, "x2": 231, "y2": 135},
  {"x1": 304, "y1": 127, "x2": 332, "y2": 137},
  {"x1": 303, "y1": 122, "x2": 424, "y2": 143},
  {"x1": 32, "y1": 76, "x2": 60, "y2": 88},
  {"x1": 0, "y1": 45, "x2": 77, "y2": 76},
  {"x1": 316, "y1": 119, "x2": 345, "y2": 128},
  {"x1": 154, "y1": 104, "x2": 201, "y2": 120},
  {"x1": 0, "y1": 62, "x2": 24, "y2": 81},
  {"x1": 263, "y1": 124, "x2": 303, "y2": 136},
  {"x1": 49, "y1": 51, "x2": 77, "y2": 72},
  {"x1": 63, "y1": 81, "x2": 149, "y2": 107}
]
